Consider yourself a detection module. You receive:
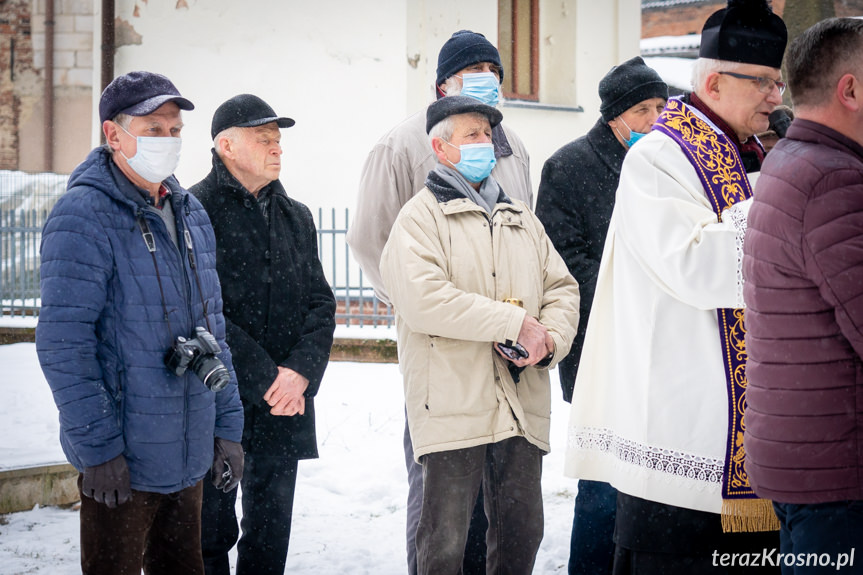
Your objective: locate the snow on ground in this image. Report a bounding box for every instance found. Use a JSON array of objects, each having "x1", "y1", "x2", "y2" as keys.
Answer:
[{"x1": 0, "y1": 342, "x2": 575, "y2": 574}]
